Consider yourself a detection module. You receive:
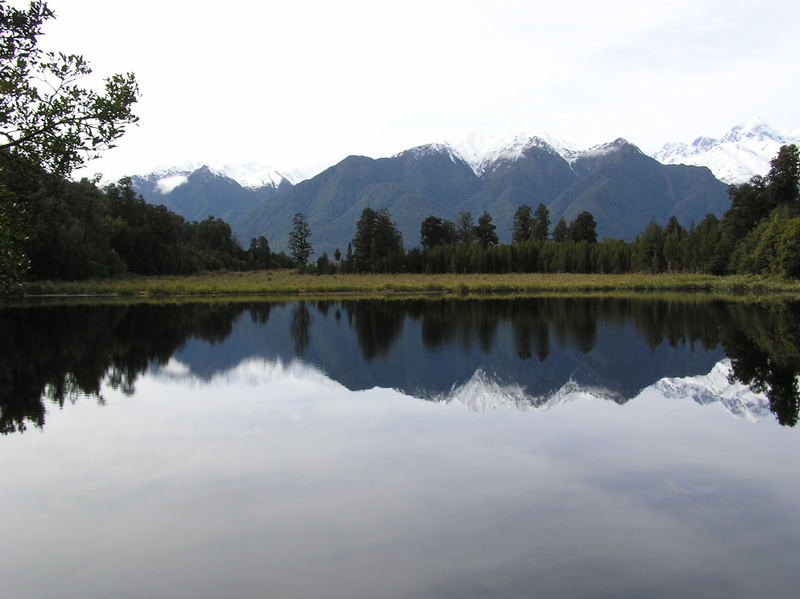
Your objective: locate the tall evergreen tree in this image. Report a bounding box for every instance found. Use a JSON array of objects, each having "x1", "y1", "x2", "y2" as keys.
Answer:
[
  {"x1": 569, "y1": 211, "x2": 598, "y2": 243},
  {"x1": 767, "y1": 144, "x2": 800, "y2": 207},
  {"x1": 474, "y1": 212, "x2": 499, "y2": 247},
  {"x1": 662, "y1": 216, "x2": 686, "y2": 272},
  {"x1": 288, "y1": 212, "x2": 312, "y2": 270},
  {"x1": 531, "y1": 203, "x2": 550, "y2": 241},
  {"x1": 552, "y1": 218, "x2": 568, "y2": 242},
  {"x1": 455, "y1": 211, "x2": 475, "y2": 244},
  {"x1": 512, "y1": 205, "x2": 532, "y2": 244},
  {"x1": 352, "y1": 207, "x2": 403, "y2": 272},
  {"x1": 248, "y1": 236, "x2": 271, "y2": 269}
]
